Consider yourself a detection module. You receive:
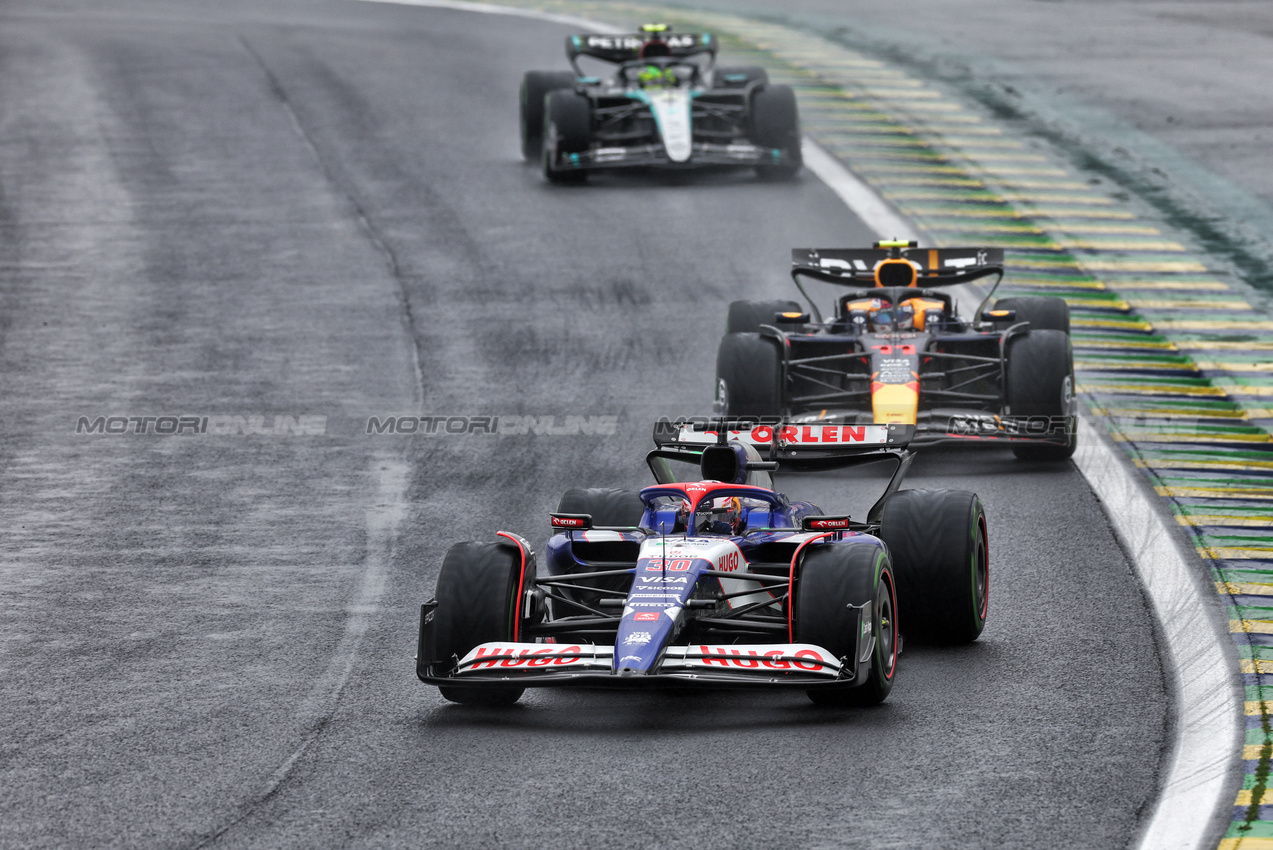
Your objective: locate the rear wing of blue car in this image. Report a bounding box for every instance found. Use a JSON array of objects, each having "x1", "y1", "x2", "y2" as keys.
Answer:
[
  {"x1": 566, "y1": 31, "x2": 716, "y2": 65},
  {"x1": 791, "y1": 245, "x2": 1004, "y2": 288},
  {"x1": 650, "y1": 418, "x2": 915, "y2": 522}
]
